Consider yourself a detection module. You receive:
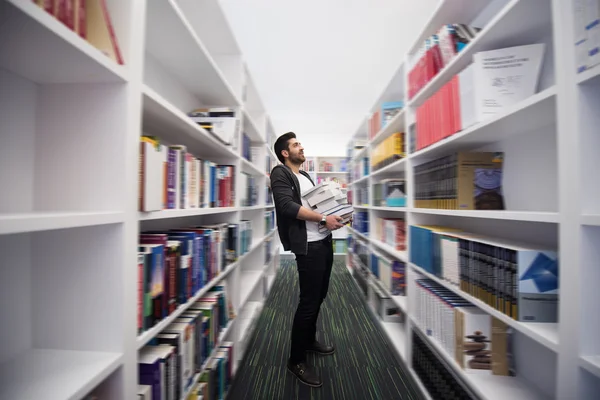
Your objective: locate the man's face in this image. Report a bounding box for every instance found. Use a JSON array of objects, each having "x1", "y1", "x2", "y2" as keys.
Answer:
[{"x1": 285, "y1": 138, "x2": 305, "y2": 164}]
